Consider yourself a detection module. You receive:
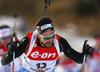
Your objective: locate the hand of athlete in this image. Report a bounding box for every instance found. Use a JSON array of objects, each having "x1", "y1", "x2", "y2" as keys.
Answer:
[
  {"x1": 7, "y1": 42, "x2": 17, "y2": 53},
  {"x1": 82, "y1": 44, "x2": 93, "y2": 55}
]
